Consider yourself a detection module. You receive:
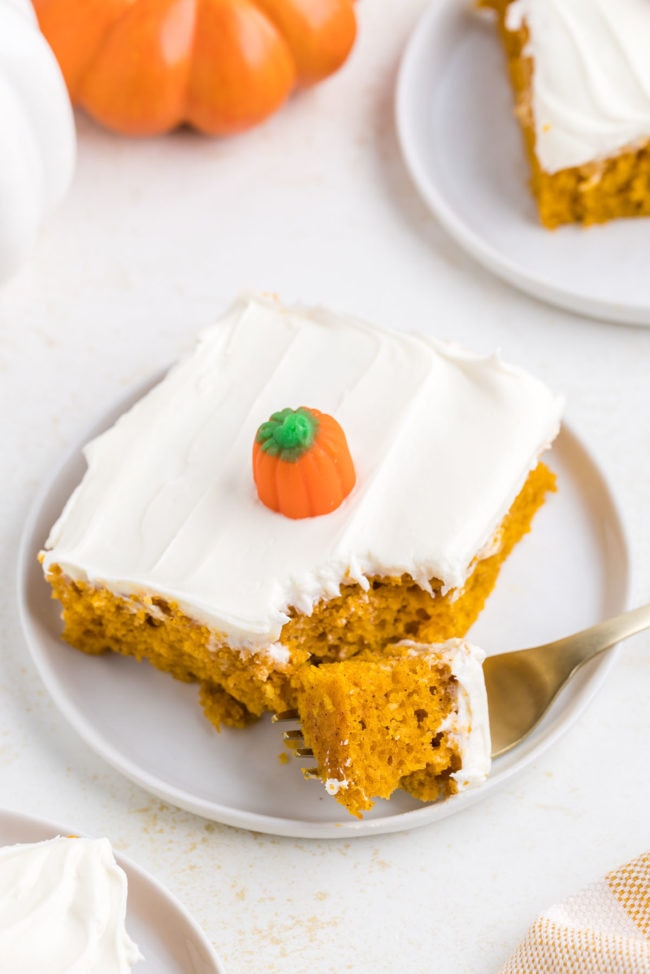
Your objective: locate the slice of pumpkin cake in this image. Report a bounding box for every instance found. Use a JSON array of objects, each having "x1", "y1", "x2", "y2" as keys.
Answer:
[
  {"x1": 483, "y1": 0, "x2": 650, "y2": 227},
  {"x1": 41, "y1": 293, "x2": 561, "y2": 739},
  {"x1": 292, "y1": 640, "x2": 490, "y2": 818}
]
